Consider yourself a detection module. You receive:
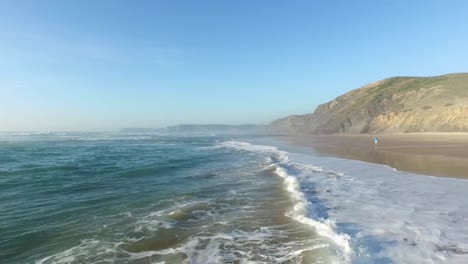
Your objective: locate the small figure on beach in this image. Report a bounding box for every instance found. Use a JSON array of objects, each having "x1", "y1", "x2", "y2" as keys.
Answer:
[{"x1": 374, "y1": 136, "x2": 379, "y2": 146}]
